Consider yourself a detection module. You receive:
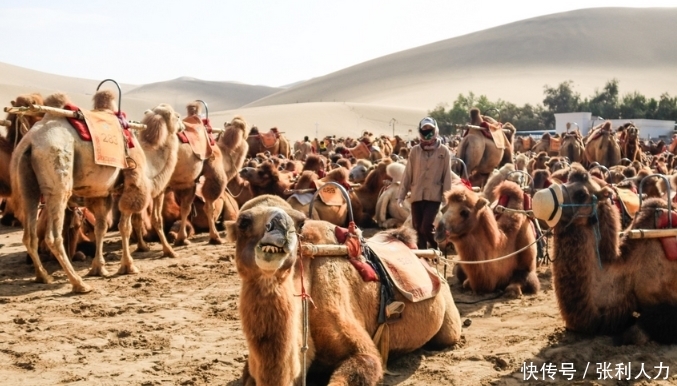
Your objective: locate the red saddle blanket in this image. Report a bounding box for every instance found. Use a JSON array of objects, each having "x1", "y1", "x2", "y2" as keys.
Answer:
[
  {"x1": 178, "y1": 115, "x2": 214, "y2": 160},
  {"x1": 259, "y1": 128, "x2": 280, "y2": 148},
  {"x1": 63, "y1": 104, "x2": 134, "y2": 169},
  {"x1": 653, "y1": 211, "x2": 677, "y2": 261}
]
